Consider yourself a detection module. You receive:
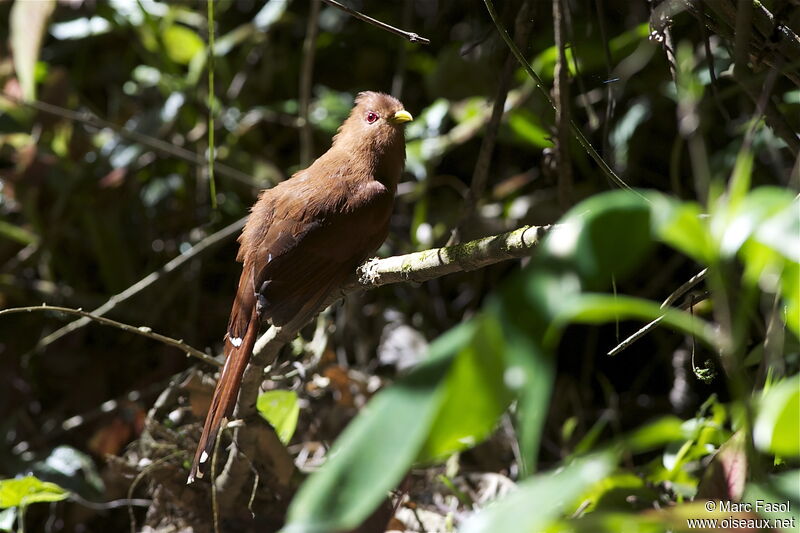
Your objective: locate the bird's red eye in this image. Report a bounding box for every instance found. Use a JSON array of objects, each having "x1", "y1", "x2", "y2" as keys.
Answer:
[{"x1": 366, "y1": 111, "x2": 379, "y2": 123}]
